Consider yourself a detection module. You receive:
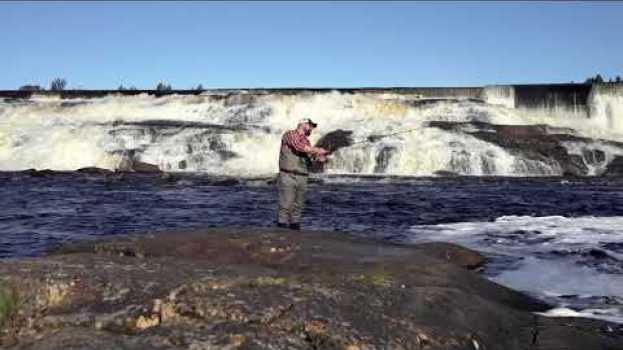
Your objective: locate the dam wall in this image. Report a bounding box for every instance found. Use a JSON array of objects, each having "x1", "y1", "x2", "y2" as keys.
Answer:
[
  {"x1": 588, "y1": 83, "x2": 623, "y2": 132},
  {"x1": 481, "y1": 84, "x2": 594, "y2": 113},
  {"x1": 513, "y1": 84, "x2": 592, "y2": 115}
]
